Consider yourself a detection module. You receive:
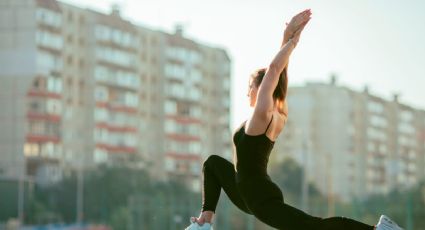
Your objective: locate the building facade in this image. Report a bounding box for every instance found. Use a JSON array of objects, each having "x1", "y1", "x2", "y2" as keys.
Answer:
[
  {"x1": 0, "y1": 0, "x2": 231, "y2": 191},
  {"x1": 273, "y1": 77, "x2": 425, "y2": 201}
]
